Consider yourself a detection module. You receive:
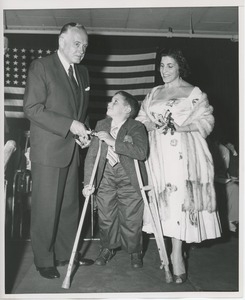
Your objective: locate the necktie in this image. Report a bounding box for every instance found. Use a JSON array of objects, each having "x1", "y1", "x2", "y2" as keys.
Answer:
[
  {"x1": 68, "y1": 65, "x2": 79, "y2": 91},
  {"x1": 107, "y1": 127, "x2": 119, "y2": 167},
  {"x1": 68, "y1": 65, "x2": 79, "y2": 109}
]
